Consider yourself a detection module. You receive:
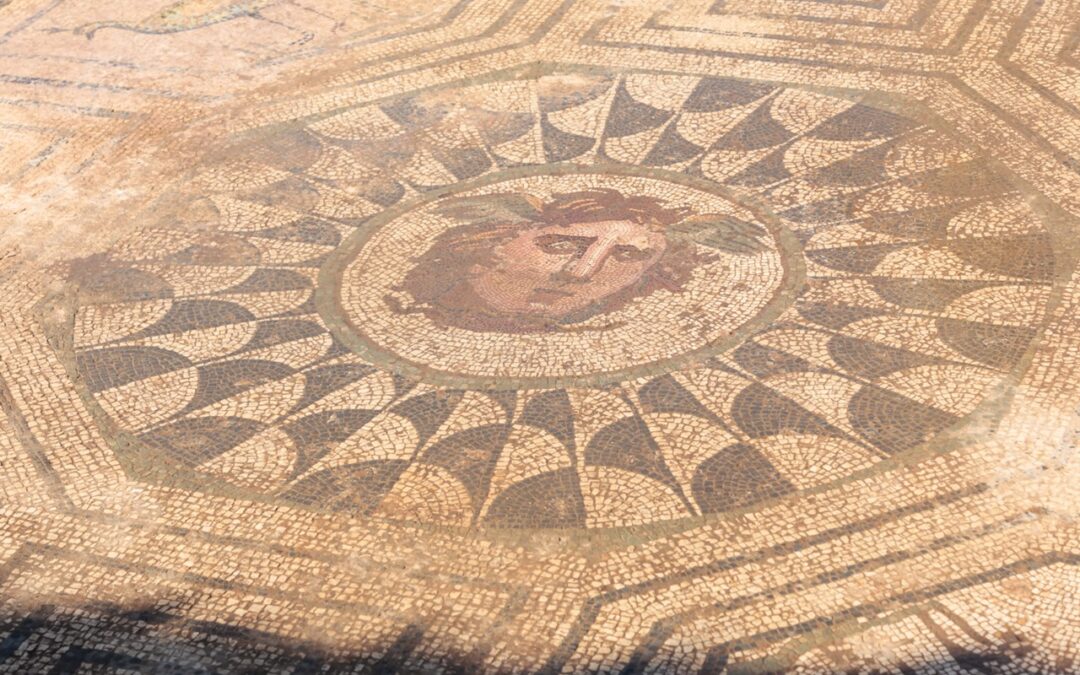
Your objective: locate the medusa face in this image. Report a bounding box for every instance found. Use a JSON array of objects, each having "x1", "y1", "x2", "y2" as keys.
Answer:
[
  {"x1": 390, "y1": 186, "x2": 746, "y2": 334},
  {"x1": 467, "y1": 218, "x2": 668, "y2": 319}
]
